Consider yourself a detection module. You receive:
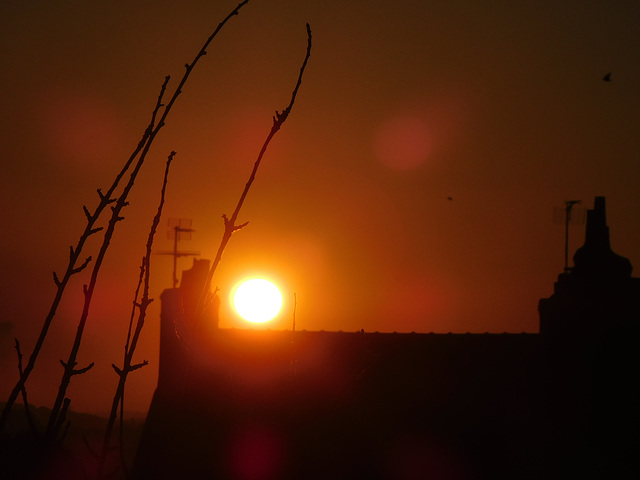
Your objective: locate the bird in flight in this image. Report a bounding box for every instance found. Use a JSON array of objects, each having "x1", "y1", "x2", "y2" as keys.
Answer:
[{"x1": 603, "y1": 72, "x2": 612, "y2": 82}]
